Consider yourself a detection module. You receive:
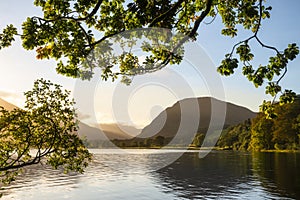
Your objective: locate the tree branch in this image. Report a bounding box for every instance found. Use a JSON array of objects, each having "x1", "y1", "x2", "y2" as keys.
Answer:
[
  {"x1": 188, "y1": 0, "x2": 213, "y2": 38},
  {"x1": 228, "y1": 0, "x2": 280, "y2": 58},
  {"x1": 90, "y1": 29, "x2": 125, "y2": 47},
  {"x1": 255, "y1": 36, "x2": 280, "y2": 54},
  {"x1": 77, "y1": 0, "x2": 103, "y2": 21},
  {"x1": 32, "y1": 0, "x2": 103, "y2": 24},
  {"x1": 149, "y1": 0, "x2": 185, "y2": 27}
]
